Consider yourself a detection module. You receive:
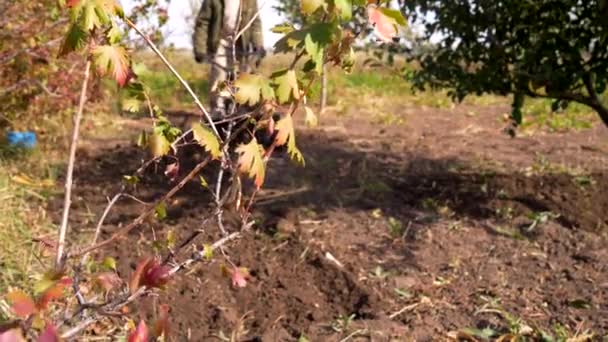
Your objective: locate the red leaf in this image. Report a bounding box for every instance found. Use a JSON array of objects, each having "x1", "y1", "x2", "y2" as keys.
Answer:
[
  {"x1": 164, "y1": 163, "x2": 179, "y2": 182},
  {"x1": 6, "y1": 290, "x2": 36, "y2": 318},
  {"x1": 143, "y1": 262, "x2": 171, "y2": 288},
  {"x1": 127, "y1": 321, "x2": 149, "y2": 342},
  {"x1": 94, "y1": 272, "x2": 122, "y2": 292},
  {"x1": 367, "y1": 6, "x2": 398, "y2": 42},
  {"x1": 130, "y1": 258, "x2": 171, "y2": 293},
  {"x1": 65, "y1": 0, "x2": 80, "y2": 8},
  {"x1": 231, "y1": 267, "x2": 250, "y2": 288},
  {"x1": 153, "y1": 304, "x2": 171, "y2": 338},
  {"x1": 92, "y1": 45, "x2": 131, "y2": 87},
  {"x1": 37, "y1": 323, "x2": 59, "y2": 342},
  {"x1": 0, "y1": 329, "x2": 26, "y2": 342},
  {"x1": 36, "y1": 278, "x2": 72, "y2": 311}
]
